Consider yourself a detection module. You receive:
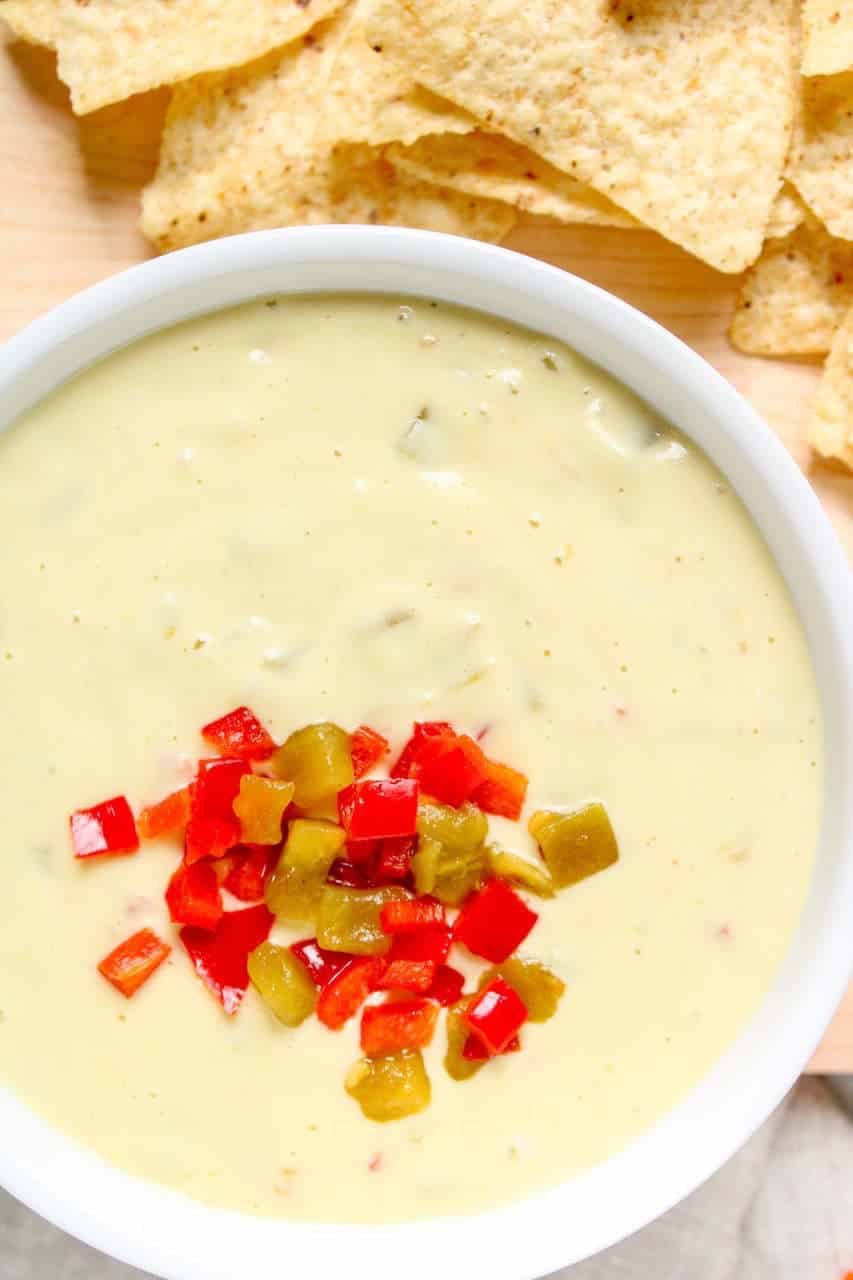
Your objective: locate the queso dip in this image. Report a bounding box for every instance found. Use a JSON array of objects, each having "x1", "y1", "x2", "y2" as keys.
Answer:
[{"x1": 0, "y1": 295, "x2": 821, "y2": 1222}]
